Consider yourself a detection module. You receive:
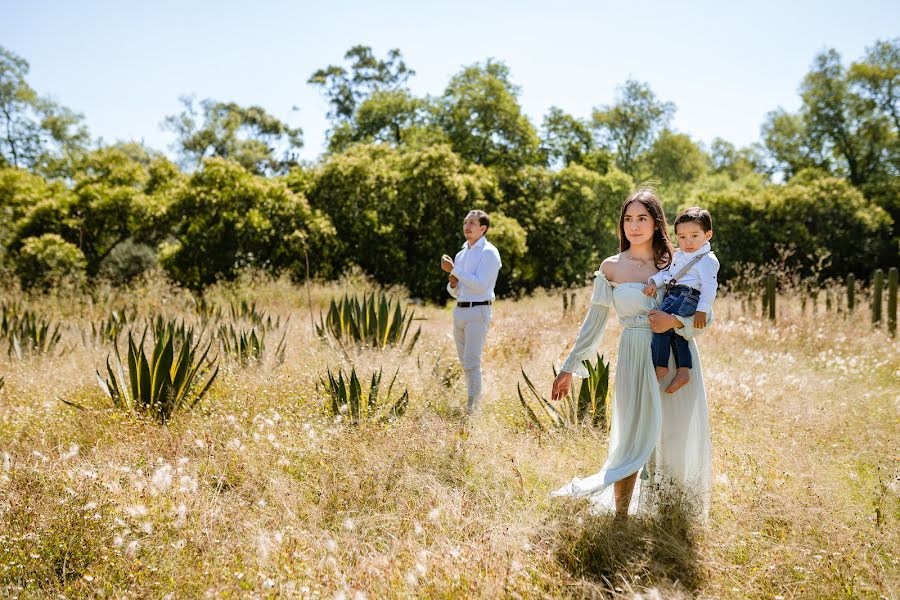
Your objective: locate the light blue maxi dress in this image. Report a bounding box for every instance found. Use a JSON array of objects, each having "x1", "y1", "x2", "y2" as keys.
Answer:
[{"x1": 552, "y1": 268, "x2": 712, "y2": 518}]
